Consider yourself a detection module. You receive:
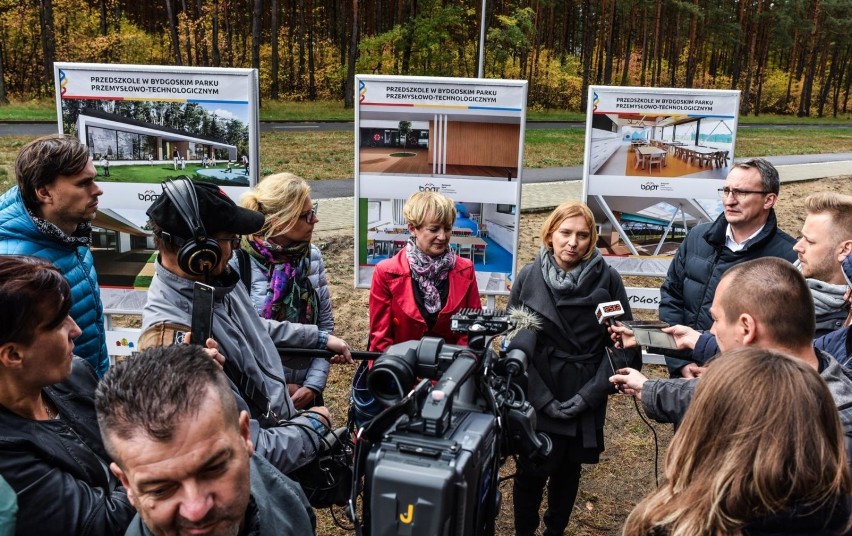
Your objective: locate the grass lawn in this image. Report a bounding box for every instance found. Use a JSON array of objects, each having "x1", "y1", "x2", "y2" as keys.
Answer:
[
  {"x1": 523, "y1": 128, "x2": 588, "y2": 167},
  {"x1": 734, "y1": 127, "x2": 852, "y2": 157},
  {"x1": 98, "y1": 163, "x2": 250, "y2": 186},
  {"x1": 258, "y1": 131, "x2": 353, "y2": 179},
  {"x1": 251, "y1": 126, "x2": 852, "y2": 179},
  {"x1": 0, "y1": 136, "x2": 30, "y2": 192},
  {"x1": 0, "y1": 100, "x2": 58, "y2": 121}
]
